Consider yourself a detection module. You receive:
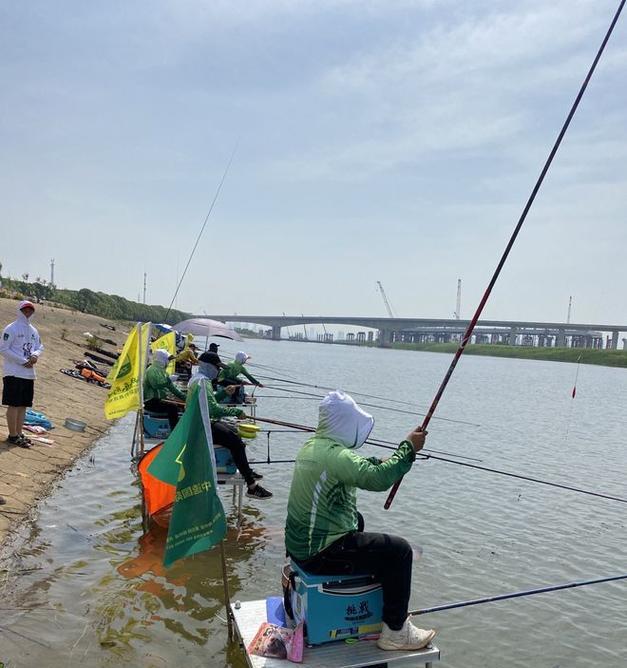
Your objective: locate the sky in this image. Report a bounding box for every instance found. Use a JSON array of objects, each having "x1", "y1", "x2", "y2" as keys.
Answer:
[{"x1": 1, "y1": 0, "x2": 626, "y2": 325}]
